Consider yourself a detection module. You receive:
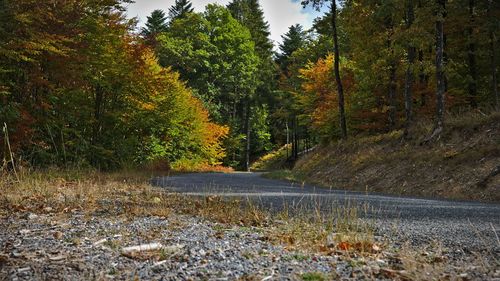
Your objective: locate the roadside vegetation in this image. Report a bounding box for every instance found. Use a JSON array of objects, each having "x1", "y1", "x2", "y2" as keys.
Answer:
[
  {"x1": 1, "y1": 170, "x2": 498, "y2": 279},
  {"x1": 263, "y1": 111, "x2": 500, "y2": 202}
]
